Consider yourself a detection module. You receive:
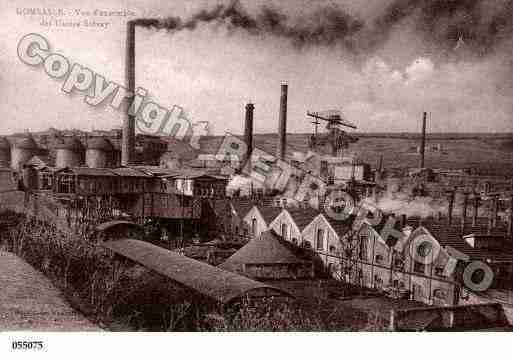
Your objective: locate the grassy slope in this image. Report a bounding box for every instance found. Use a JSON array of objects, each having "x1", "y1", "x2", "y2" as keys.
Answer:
[{"x1": 0, "y1": 251, "x2": 100, "y2": 331}]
